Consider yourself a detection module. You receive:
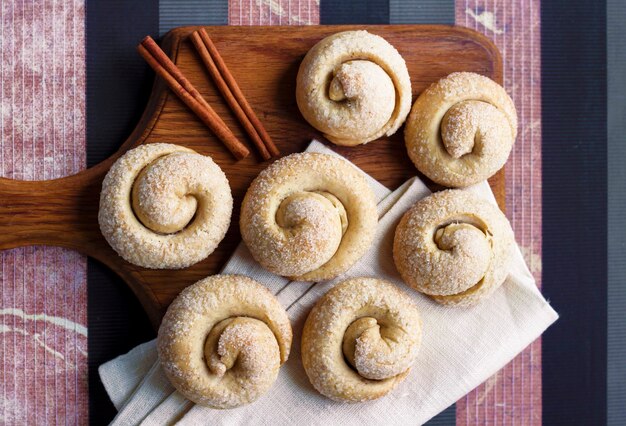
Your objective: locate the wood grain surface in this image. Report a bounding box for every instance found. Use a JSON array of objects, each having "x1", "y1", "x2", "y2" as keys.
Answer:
[{"x1": 0, "y1": 25, "x2": 504, "y2": 326}]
